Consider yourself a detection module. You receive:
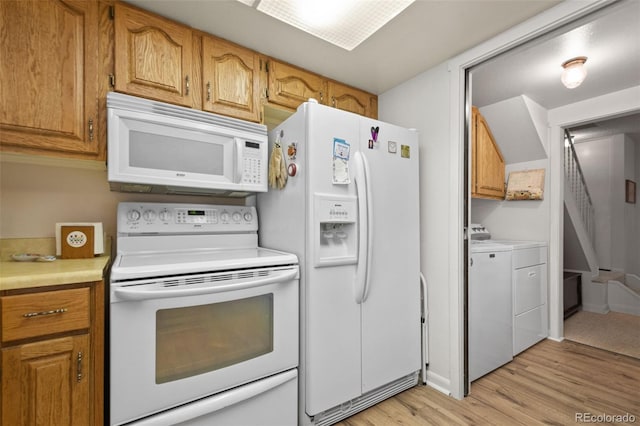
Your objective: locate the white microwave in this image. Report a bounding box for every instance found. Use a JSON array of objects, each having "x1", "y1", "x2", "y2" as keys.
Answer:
[{"x1": 107, "y1": 92, "x2": 268, "y2": 196}]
